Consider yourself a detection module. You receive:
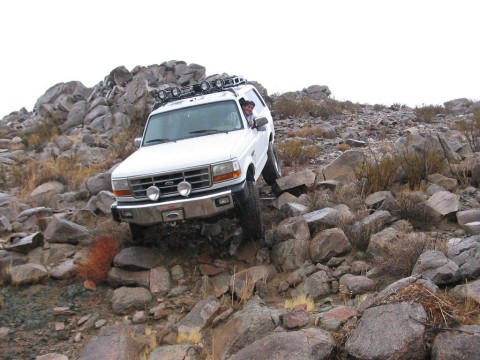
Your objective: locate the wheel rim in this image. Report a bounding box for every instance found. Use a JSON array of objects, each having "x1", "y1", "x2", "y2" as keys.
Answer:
[{"x1": 272, "y1": 148, "x2": 281, "y2": 175}]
